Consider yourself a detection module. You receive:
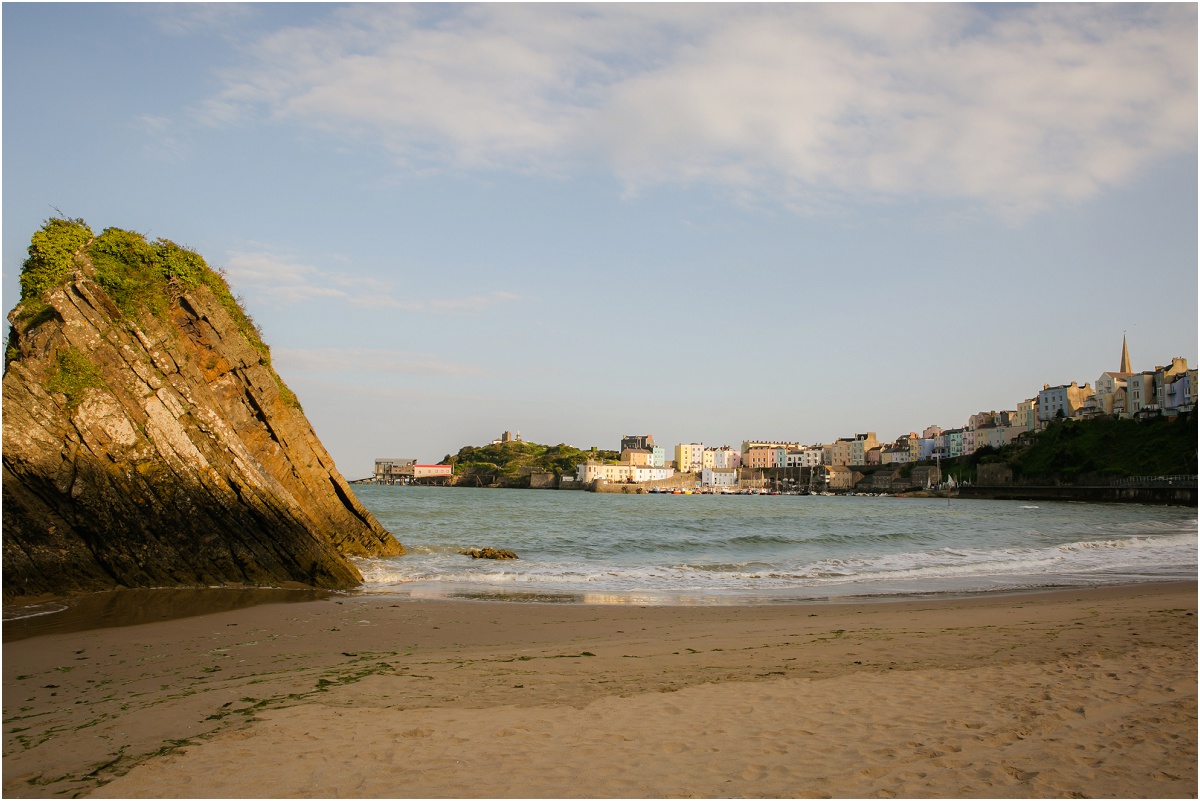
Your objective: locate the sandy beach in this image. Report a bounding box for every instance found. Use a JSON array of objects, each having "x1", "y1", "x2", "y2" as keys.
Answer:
[{"x1": 3, "y1": 581, "x2": 1195, "y2": 798}]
